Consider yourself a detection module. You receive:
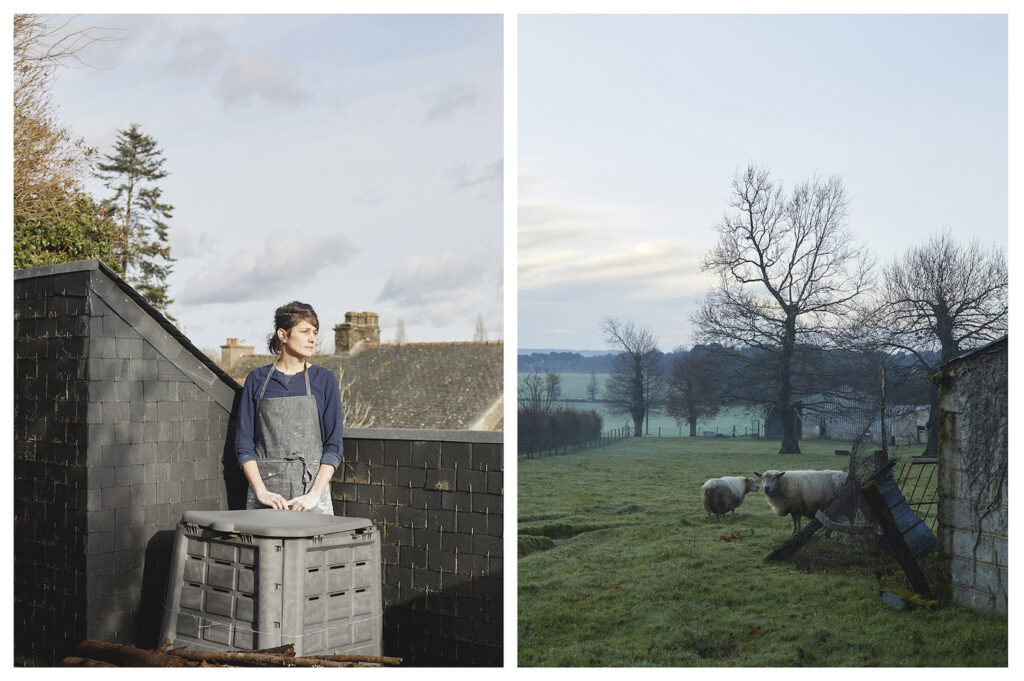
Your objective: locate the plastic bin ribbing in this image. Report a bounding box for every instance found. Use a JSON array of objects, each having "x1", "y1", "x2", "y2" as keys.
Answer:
[{"x1": 159, "y1": 509, "x2": 382, "y2": 656}]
